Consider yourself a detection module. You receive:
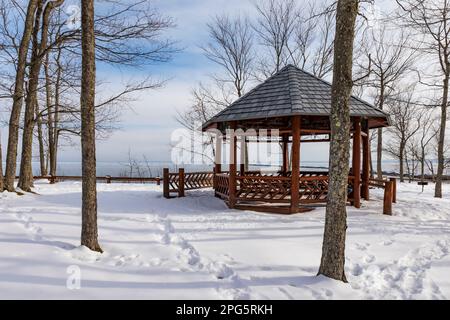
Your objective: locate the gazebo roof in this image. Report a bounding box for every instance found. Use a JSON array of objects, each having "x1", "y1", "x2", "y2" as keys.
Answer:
[{"x1": 202, "y1": 64, "x2": 390, "y2": 131}]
